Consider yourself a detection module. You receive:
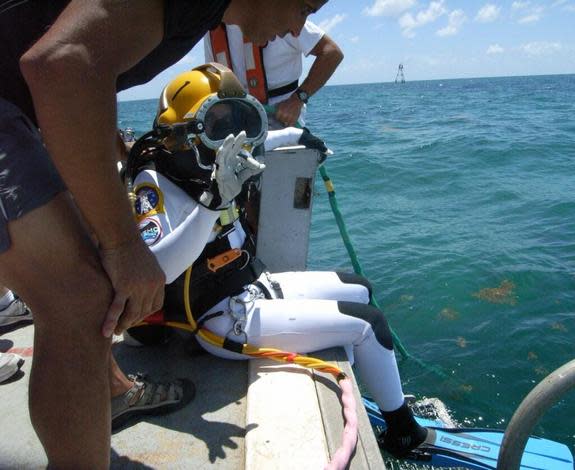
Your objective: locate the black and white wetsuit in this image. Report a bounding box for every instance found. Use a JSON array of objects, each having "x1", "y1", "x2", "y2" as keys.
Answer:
[{"x1": 134, "y1": 168, "x2": 406, "y2": 413}]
